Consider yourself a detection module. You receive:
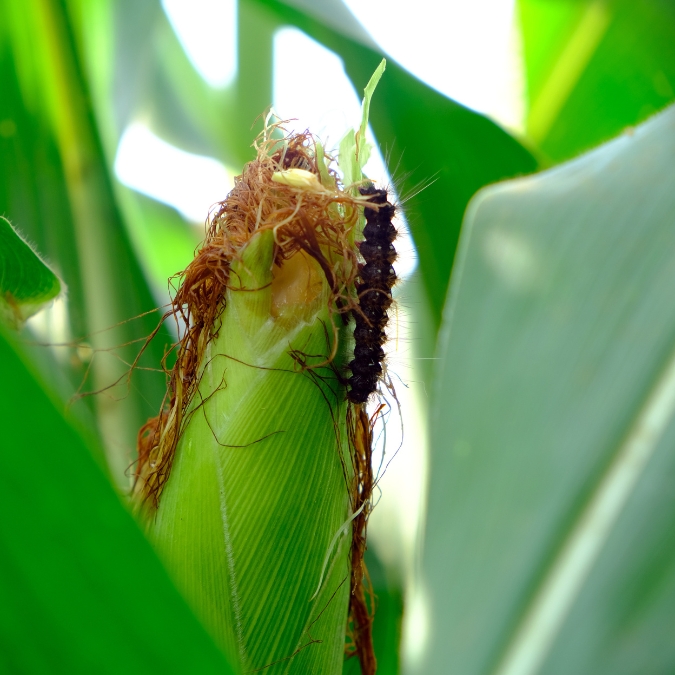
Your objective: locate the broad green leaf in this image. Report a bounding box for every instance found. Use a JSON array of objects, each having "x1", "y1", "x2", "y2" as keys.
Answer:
[
  {"x1": 418, "y1": 104, "x2": 675, "y2": 675},
  {"x1": 1, "y1": 0, "x2": 174, "y2": 477},
  {"x1": 232, "y1": 0, "x2": 540, "y2": 327},
  {"x1": 0, "y1": 326, "x2": 233, "y2": 674},
  {"x1": 519, "y1": 0, "x2": 675, "y2": 161},
  {"x1": 0, "y1": 216, "x2": 60, "y2": 328}
]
